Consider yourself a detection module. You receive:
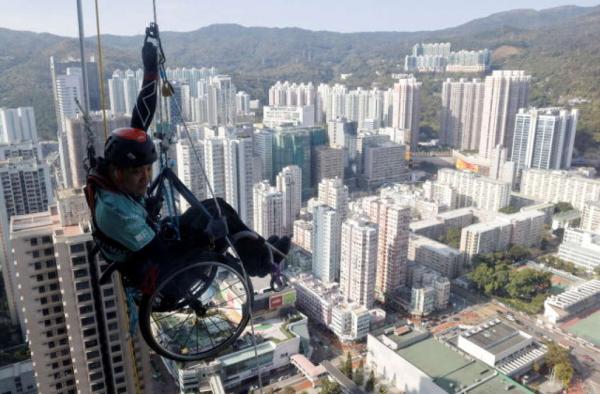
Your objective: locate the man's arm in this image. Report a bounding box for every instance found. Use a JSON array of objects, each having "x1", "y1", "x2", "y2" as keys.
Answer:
[{"x1": 131, "y1": 42, "x2": 159, "y2": 132}]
